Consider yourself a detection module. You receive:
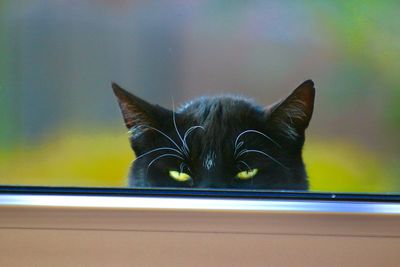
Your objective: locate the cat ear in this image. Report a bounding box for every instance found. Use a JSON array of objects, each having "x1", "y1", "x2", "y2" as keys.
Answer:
[
  {"x1": 112, "y1": 82, "x2": 169, "y2": 131},
  {"x1": 267, "y1": 80, "x2": 315, "y2": 139}
]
